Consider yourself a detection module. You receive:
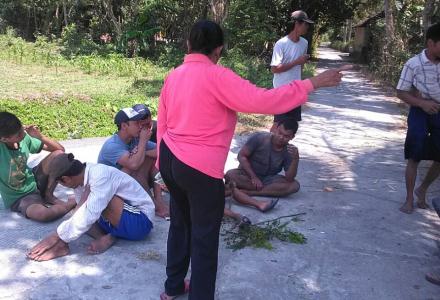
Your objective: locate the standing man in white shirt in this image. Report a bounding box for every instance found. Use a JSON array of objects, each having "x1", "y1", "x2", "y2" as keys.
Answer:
[
  {"x1": 27, "y1": 153, "x2": 155, "y2": 261},
  {"x1": 270, "y1": 10, "x2": 314, "y2": 129}
]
